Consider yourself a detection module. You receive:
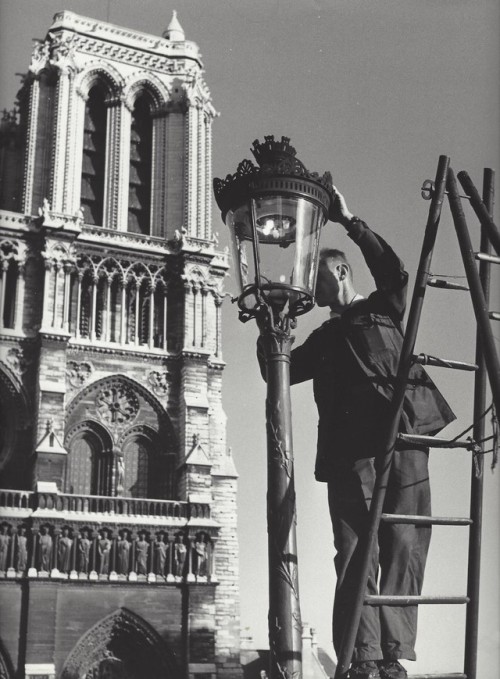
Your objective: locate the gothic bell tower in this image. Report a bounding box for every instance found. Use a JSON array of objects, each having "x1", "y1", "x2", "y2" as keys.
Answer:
[{"x1": 0, "y1": 10, "x2": 241, "y2": 679}]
